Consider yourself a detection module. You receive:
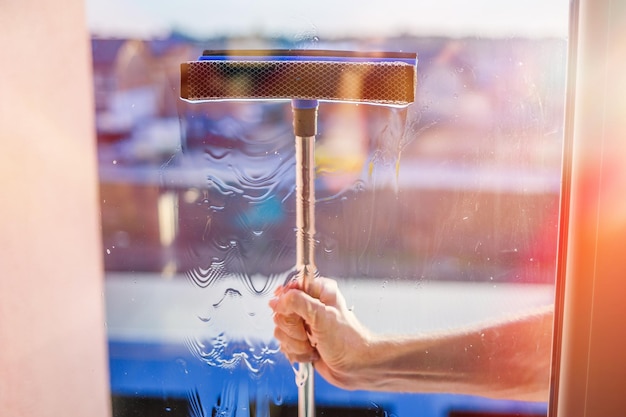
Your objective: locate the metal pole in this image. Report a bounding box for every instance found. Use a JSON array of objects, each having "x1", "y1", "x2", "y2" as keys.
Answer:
[{"x1": 292, "y1": 100, "x2": 319, "y2": 417}]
